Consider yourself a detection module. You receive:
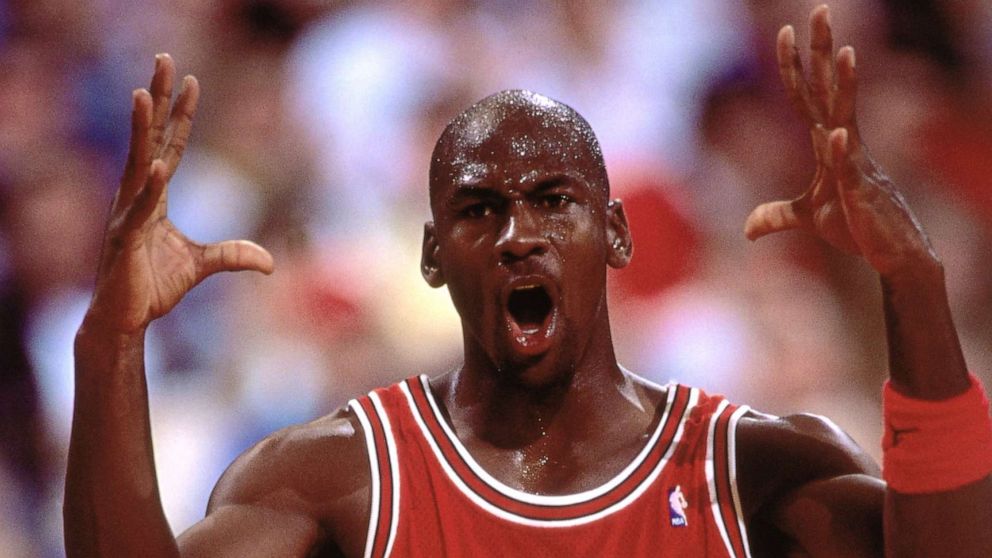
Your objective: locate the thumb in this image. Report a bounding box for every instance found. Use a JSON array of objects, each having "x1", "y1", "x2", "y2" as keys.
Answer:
[
  {"x1": 744, "y1": 200, "x2": 802, "y2": 240},
  {"x1": 199, "y1": 240, "x2": 275, "y2": 278}
]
